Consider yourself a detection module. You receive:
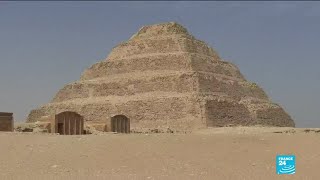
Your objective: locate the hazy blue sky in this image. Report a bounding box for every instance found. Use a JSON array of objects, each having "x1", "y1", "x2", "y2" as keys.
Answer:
[{"x1": 0, "y1": 2, "x2": 319, "y2": 127}]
